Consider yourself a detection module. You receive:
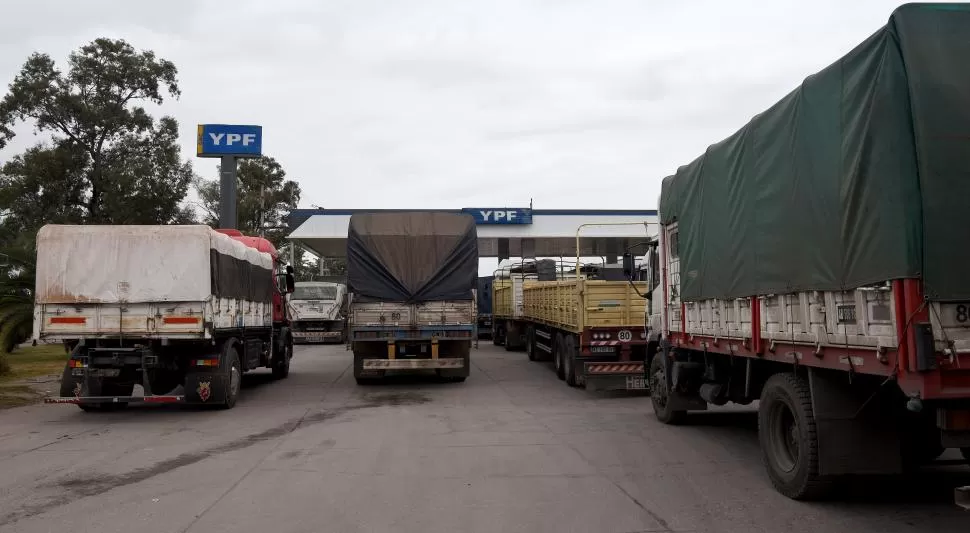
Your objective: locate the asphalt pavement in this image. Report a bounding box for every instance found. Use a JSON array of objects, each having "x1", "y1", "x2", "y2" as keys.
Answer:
[{"x1": 0, "y1": 343, "x2": 967, "y2": 533}]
